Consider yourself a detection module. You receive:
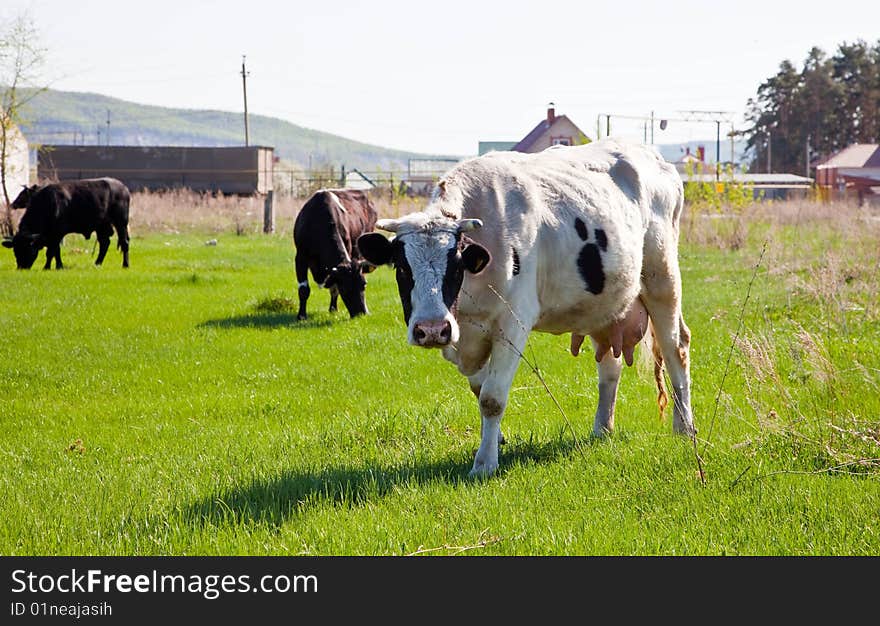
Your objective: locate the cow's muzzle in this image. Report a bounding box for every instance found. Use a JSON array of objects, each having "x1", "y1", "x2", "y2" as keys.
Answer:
[{"x1": 412, "y1": 320, "x2": 453, "y2": 347}]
